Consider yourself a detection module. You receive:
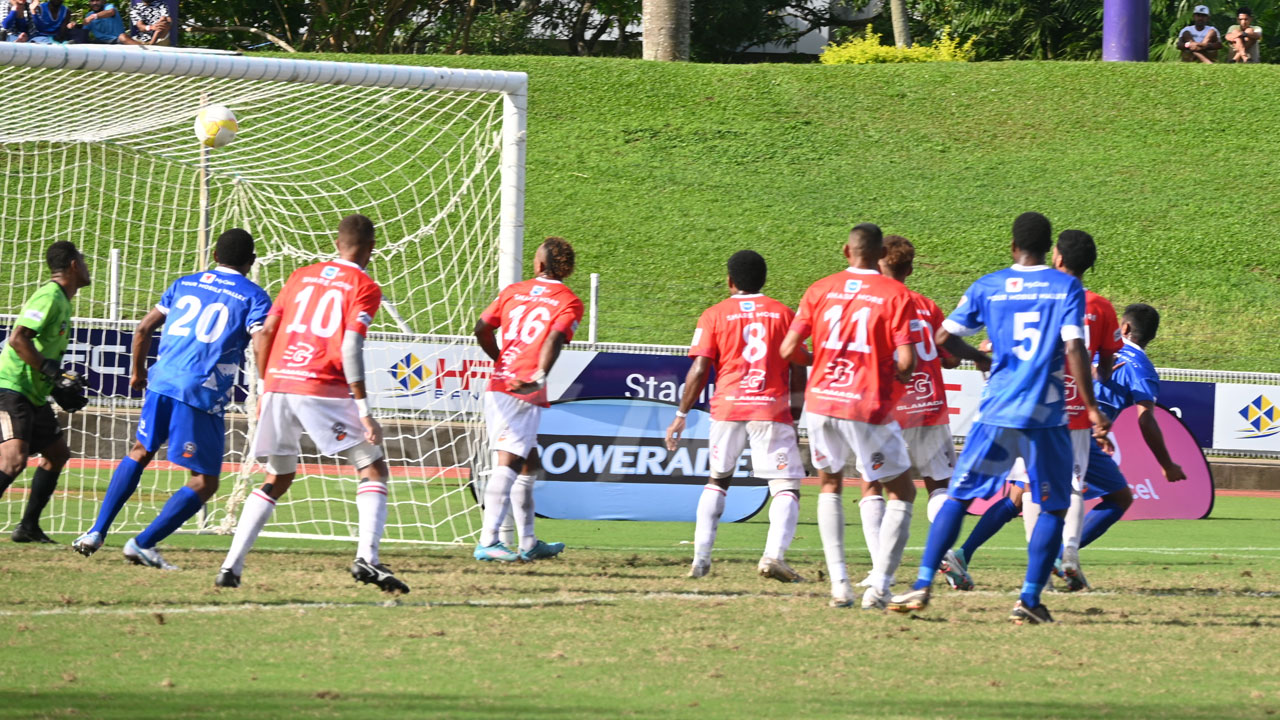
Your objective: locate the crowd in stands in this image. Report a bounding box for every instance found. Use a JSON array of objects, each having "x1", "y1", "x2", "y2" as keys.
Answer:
[
  {"x1": 1179, "y1": 5, "x2": 1263, "y2": 63},
  {"x1": 2, "y1": 0, "x2": 169, "y2": 45}
]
